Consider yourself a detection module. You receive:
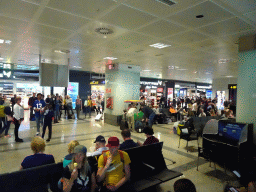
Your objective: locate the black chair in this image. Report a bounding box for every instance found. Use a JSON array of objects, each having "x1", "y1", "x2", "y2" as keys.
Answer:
[{"x1": 178, "y1": 126, "x2": 199, "y2": 152}]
